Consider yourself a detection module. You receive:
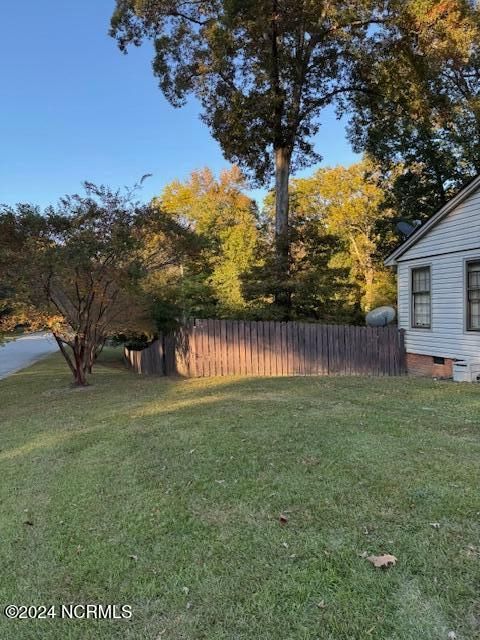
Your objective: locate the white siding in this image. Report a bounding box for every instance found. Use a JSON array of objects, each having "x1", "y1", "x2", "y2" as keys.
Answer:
[
  {"x1": 401, "y1": 189, "x2": 480, "y2": 260},
  {"x1": 397, "y1": 184, "x2": 480, "y2": 360},
  {"x1": 397, "y1": 250, "x2": 480, "y2": 360}
]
